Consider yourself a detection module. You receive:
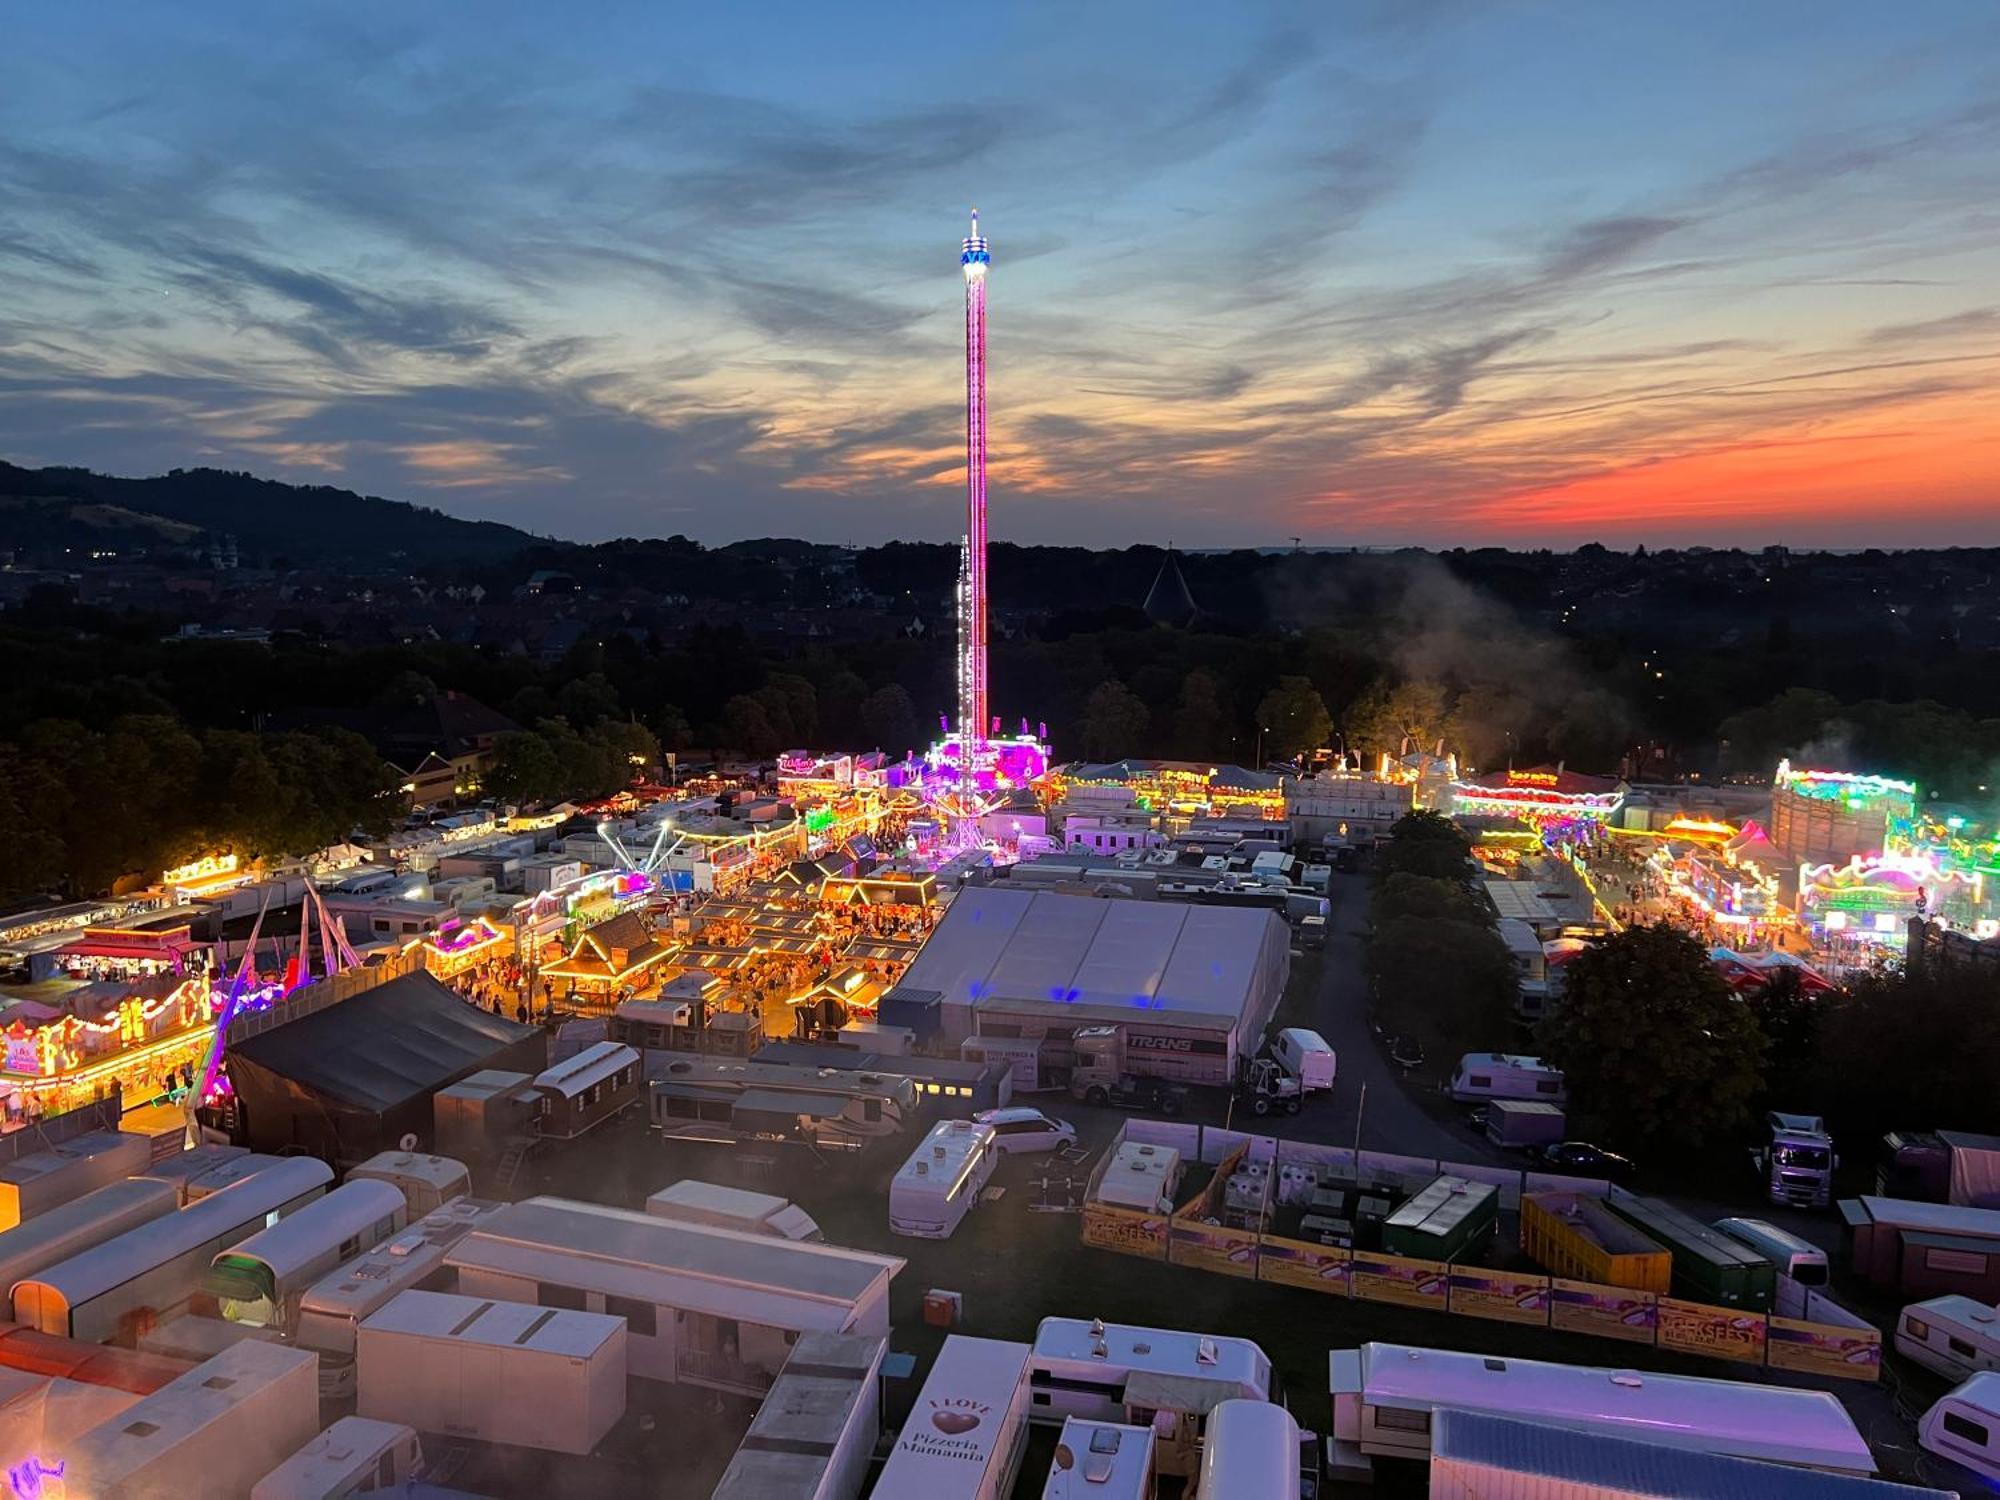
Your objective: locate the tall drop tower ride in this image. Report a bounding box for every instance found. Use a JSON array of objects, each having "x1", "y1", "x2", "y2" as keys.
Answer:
[{"x1": 958, "y1": 210, "x2": 991, "y2": 752}]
